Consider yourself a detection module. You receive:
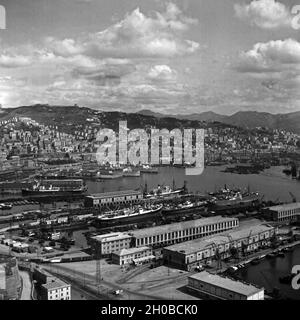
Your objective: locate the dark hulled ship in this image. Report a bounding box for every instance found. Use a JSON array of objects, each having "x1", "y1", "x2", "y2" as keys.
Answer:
[{"x1": 22, "y1": 179, "x2": 87, "y2": 196}]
